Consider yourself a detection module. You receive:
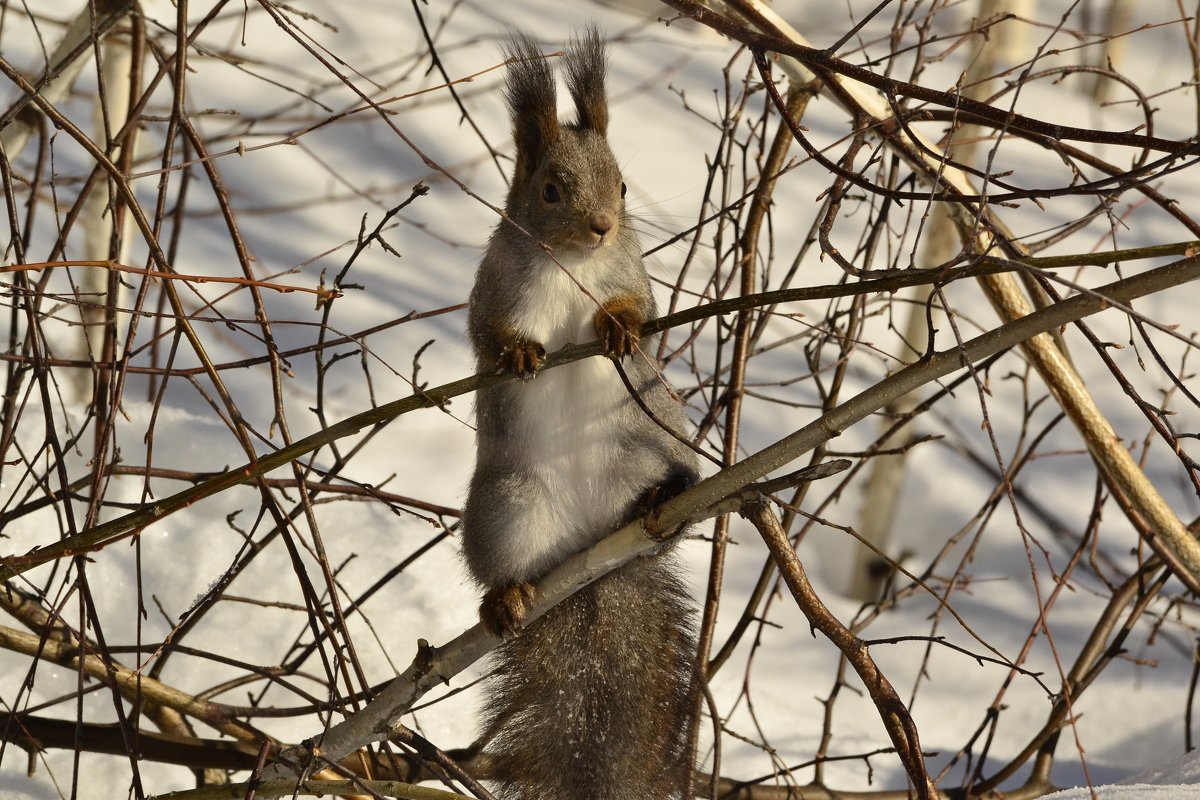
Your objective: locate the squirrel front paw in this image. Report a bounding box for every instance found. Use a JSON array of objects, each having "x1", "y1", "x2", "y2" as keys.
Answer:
[
  {"x1": 480, "y1": 582, "x2": 538, "y2": 637},
  {"x1": 498, "y1": 341, "x2": 545, "y2": 381},
  {"x1": 594, "y1": 300, "x2": 642, "y2": 359}
]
